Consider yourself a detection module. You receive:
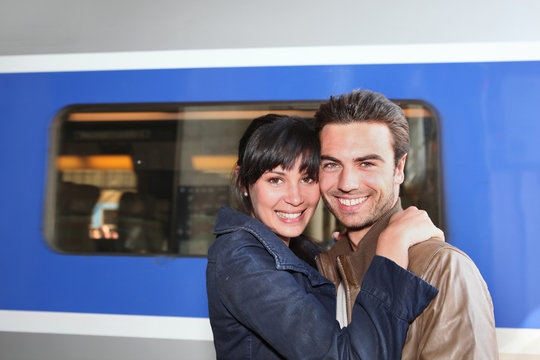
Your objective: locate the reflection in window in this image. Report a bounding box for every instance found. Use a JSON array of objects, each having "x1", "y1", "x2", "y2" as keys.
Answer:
[
  {"x1": 45, "y1": 101, "x2": 442, "y2": 256},
  {"x1": 397, "y1": 102, "x2": 443, "y2": 229},
  {"x1": 46, "y1": 104, "x2": 319, "y2": 256}
]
